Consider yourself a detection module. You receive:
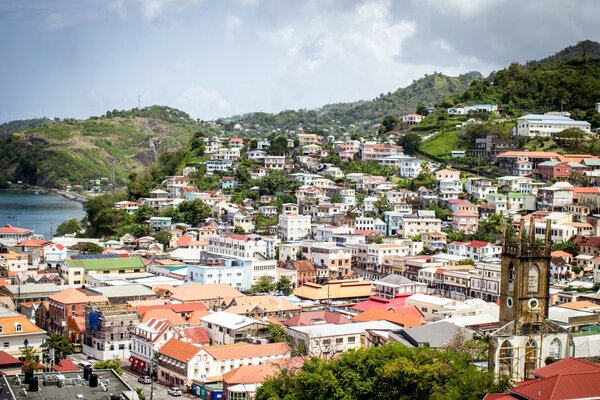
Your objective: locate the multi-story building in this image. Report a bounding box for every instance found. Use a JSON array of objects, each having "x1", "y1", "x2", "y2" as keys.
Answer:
[
  {"x1": 469, "y1": 262, "x2": 501, "y2": 302},
  {"x1": 360, "y1": 143, "x2": 404, "y2": 162},
  {"x1": 300, "y1": 242, "x2": 352, "y2": 279},
  {"x1": 447, "y1": 240, "x2": 501, "y2": 261},
  {"x1": 0, "y1": 225, "x2": 34, "y2": 246},
  {"x1": 496, "y1": 152, "x2": 558, "y2": 177},
  {"x1": 465, "y1": 178, "x2": 497, "y2": 200},
  {"x1": 373, "y1": 274, "x2": 427, "y2": 298},
  {"x1": 515, "y1": 114, "x2": 591, "y2": 137},
  {"x1": 46, "y1": 287, "x2": 107, "y2": 343},
  {"x1": 355, "y1": 241, "x2": 416, "y2": 273},
  {"x1": 537, "y1": 182, "x2": 574, "y2": 210},
  {"x1": 60, "y1": 256, "x2": 146, "y2": 286},
  {"x1": 199, "y1": 312, "x2": 269, "y2": 345},
  {"x1": 398, "y1": 211, "x2": 442, "y2": 238},
  {"x1": 187, "y1": 254, "x2": 253, "y2": 291},
  {"x1": 0, "y1": 308, "x2": 46, "y2": 357},
  {"x1": 278, "y1": 214, "x2": 311, "y2": 241},
  {"x1": 263, "y1": 156, "x2": 285, "y2": 170},
  {"x1": 130, "y1": 318, "x2": 177, "y2": 375},
  {"x1": 451, "y1": 211, "x2": 479, "y2": 234},
  {"x1": 83, "y1": 303, "x2": 140, "y2": 361},
  {"x1": 208, "y1": 234, "x2": 268, "y2": 259},
  {"x1": 157, "y1": 338, "x2": 202, "y2": 388}
]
